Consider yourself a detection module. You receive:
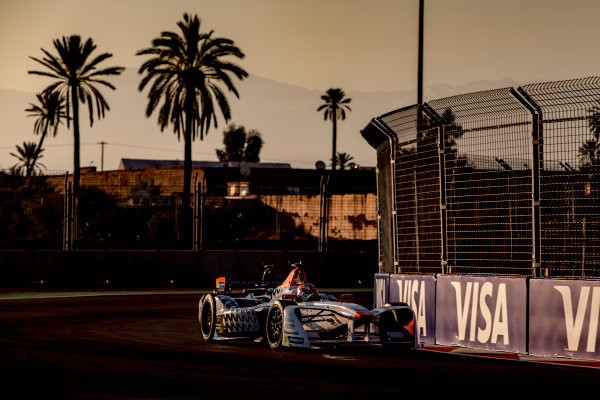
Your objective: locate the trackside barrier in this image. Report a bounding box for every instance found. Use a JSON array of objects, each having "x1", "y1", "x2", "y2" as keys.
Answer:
[
  {"x1": 530, "y1": 279, "x2": 600, "y2": 360},
  {"x1": 373, "y1": 274, "x2": 390, "y2": 308},
  {"x1": 374, "y1": 273, "x2": 437, "y2": 344},
  {"x1": 389, "y1": 274, "x2": 436, "y2": 344},
  {"x1": 375, "y1": 274, "x2": 600, "y2": 360},
  {"x1": 436, "y1": 275, "x2": 527, "y2": 353}
]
